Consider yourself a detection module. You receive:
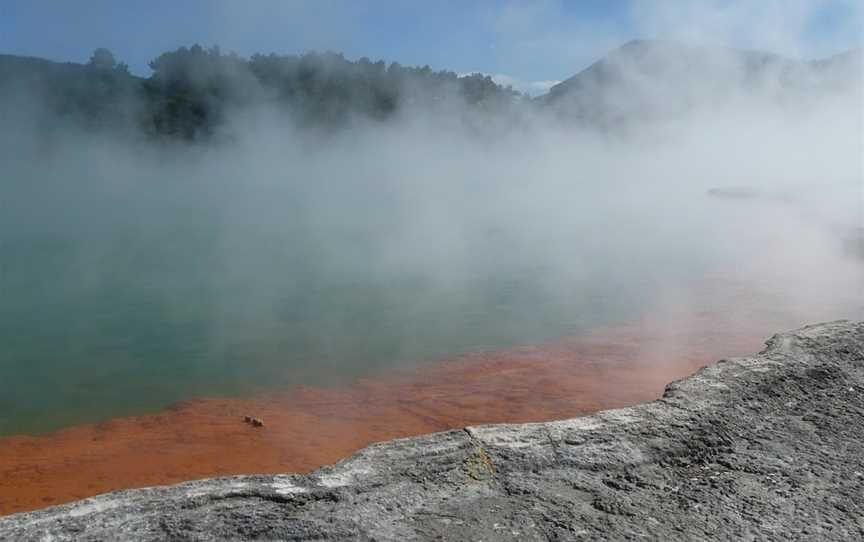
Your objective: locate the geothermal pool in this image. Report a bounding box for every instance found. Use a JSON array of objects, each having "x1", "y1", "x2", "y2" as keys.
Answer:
[
  {"x1": 0, "y1": 273, "x2": 859, "y2": 516},
  {"x1": 5, "y1": 218, "x2": 854, "y2": 436},
  {"x1": 1, "y1": 175, "x2": 861, "y2": 514},
  {"x1": 2, "y1": 231, "x2": 655, "y2": 436}
]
